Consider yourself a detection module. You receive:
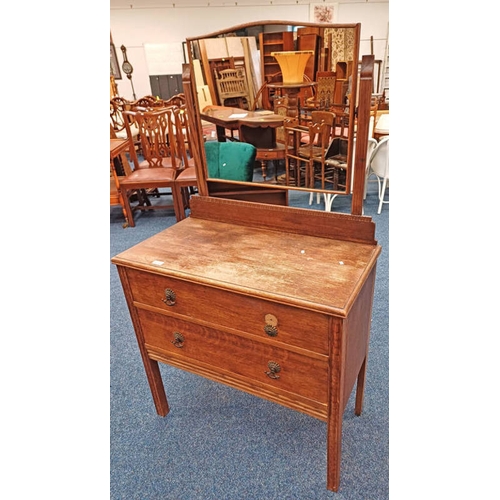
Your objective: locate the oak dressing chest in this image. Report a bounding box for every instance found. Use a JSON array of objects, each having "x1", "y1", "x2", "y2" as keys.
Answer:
[{"x1": 112, "y1": 196, "x2": 381, "y2": 491}]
